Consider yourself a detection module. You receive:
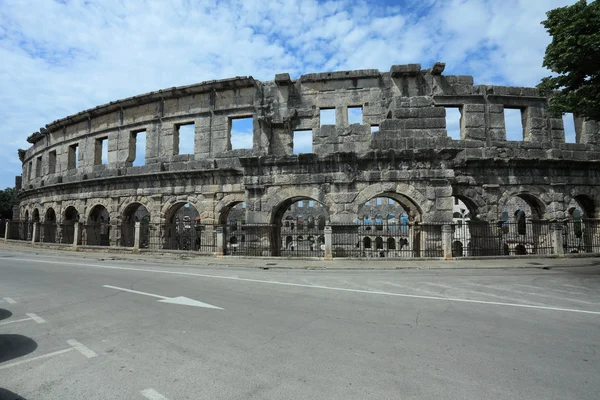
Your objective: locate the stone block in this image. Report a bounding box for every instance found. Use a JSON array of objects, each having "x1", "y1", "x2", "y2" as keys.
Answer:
[{"x1": 390, "y1": 64, "x2": 421, "y2": 77}]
